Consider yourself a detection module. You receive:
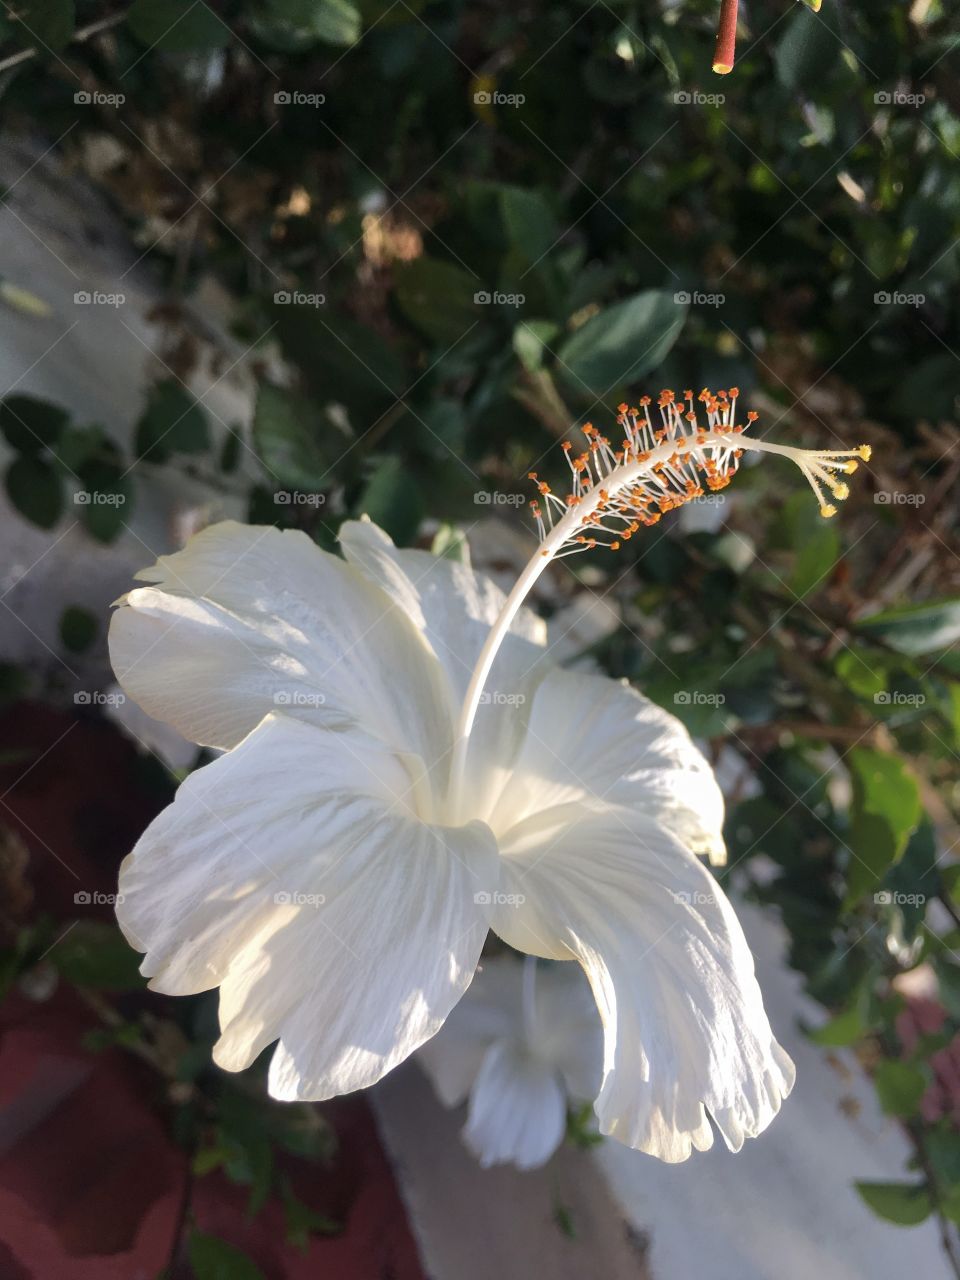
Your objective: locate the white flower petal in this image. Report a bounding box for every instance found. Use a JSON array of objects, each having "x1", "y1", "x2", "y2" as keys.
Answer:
[
  {"x1": 419, "y1": 955, "x2": 601, "y2": 1137},
  {"x1": 340, "y1": 519, "x2": 547, "y2": 695},
  {"x1": 117, "y1": 713, "x2": 498, "y2": 1098},
  {"x1": 463, "y1": 1040, "x2": 567, "y2": 1171},
  {"x1": 490, "y1": 806, "x2": 795, "y2": 1162},
  {"x1": 109, "y1": 521, "x2": 452, "y2": 763},
  {"x1": 490, "y1": 668, "x2": 726, "y2": 865},
  {"x1": 417, "y1": 958, "x2": 520, "y2": 1106},
  {"x1": 528, "y1": 961, "x2": 603, "y2": 1102},
  {"x1": 339, "y1": 519, "x2": 548, "y2": 805}
]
